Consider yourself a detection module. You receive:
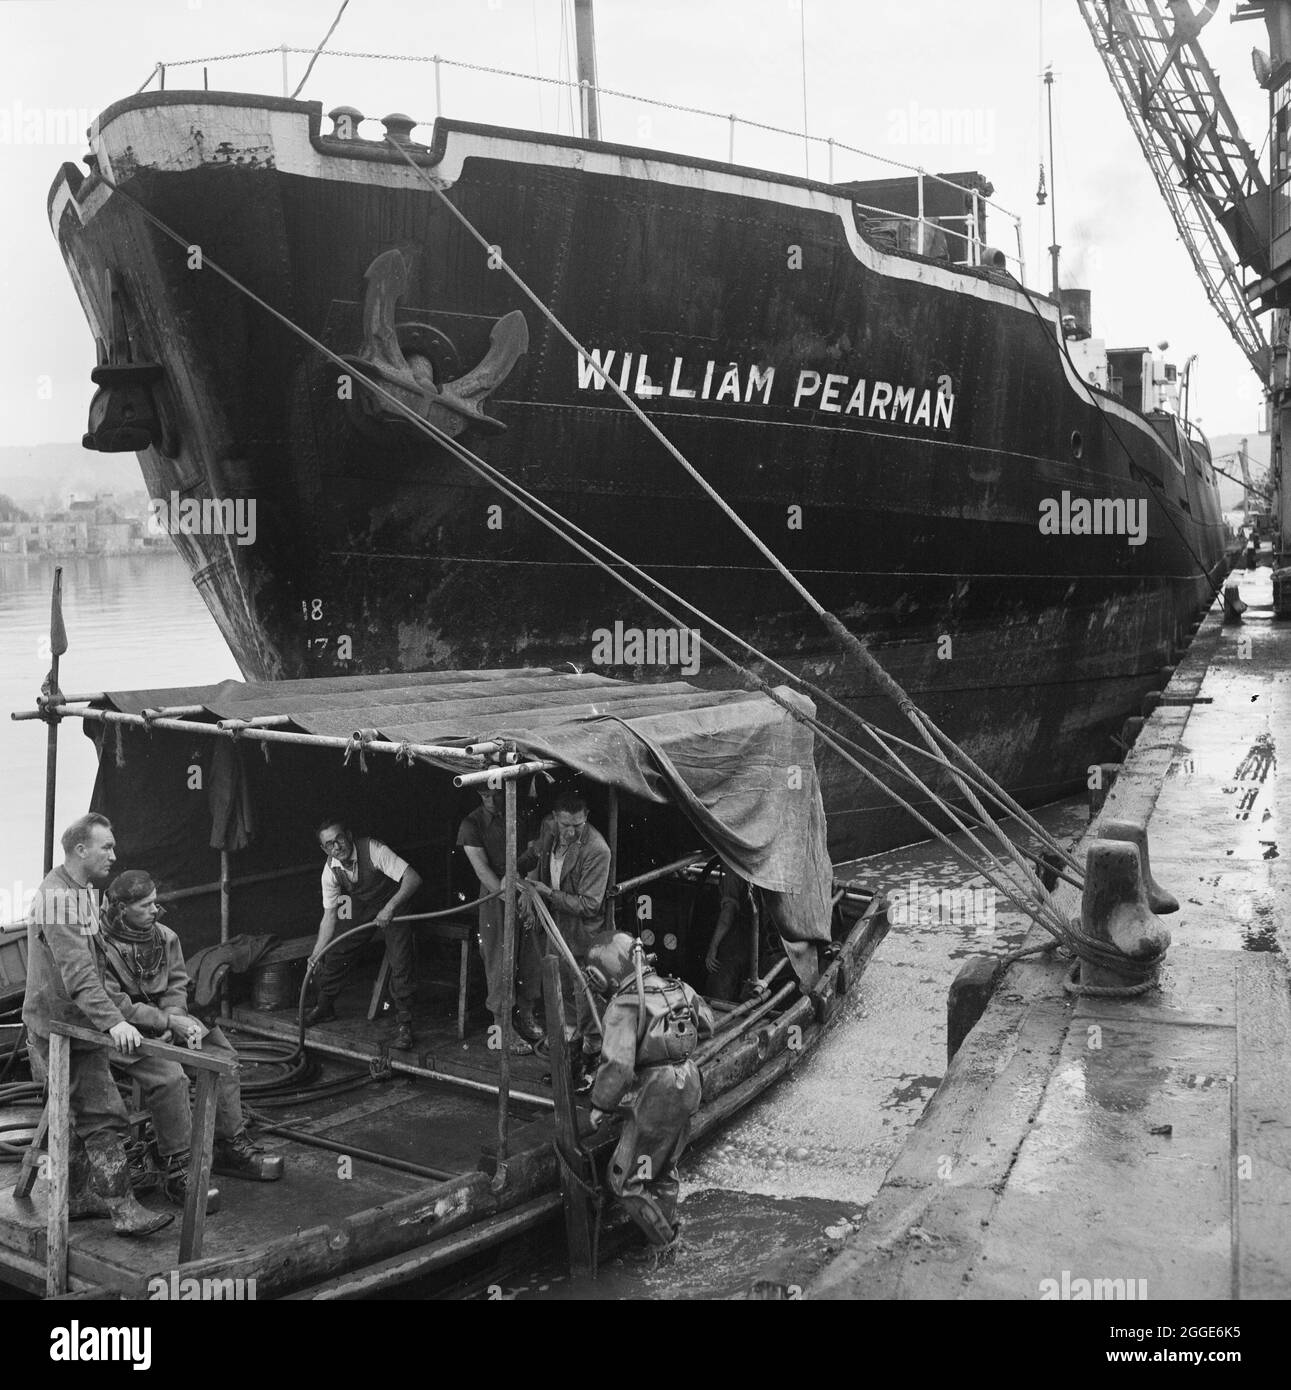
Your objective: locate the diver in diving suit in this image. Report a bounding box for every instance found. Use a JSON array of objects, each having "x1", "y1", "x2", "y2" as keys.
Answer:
[{"x1": 585, "y1": 933, "x2": 715, "y2": 1254}]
